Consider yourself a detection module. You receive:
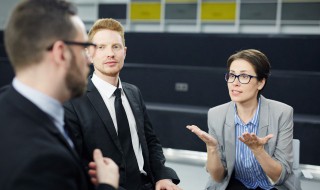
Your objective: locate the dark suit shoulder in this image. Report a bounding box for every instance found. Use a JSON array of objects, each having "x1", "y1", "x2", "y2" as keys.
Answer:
[
  {"x1": 0, "y1": 84, "x2": 10, "y2": 95},
  {"x1": 122, "y1": 82, "x2": 139, "y2": 91}
]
